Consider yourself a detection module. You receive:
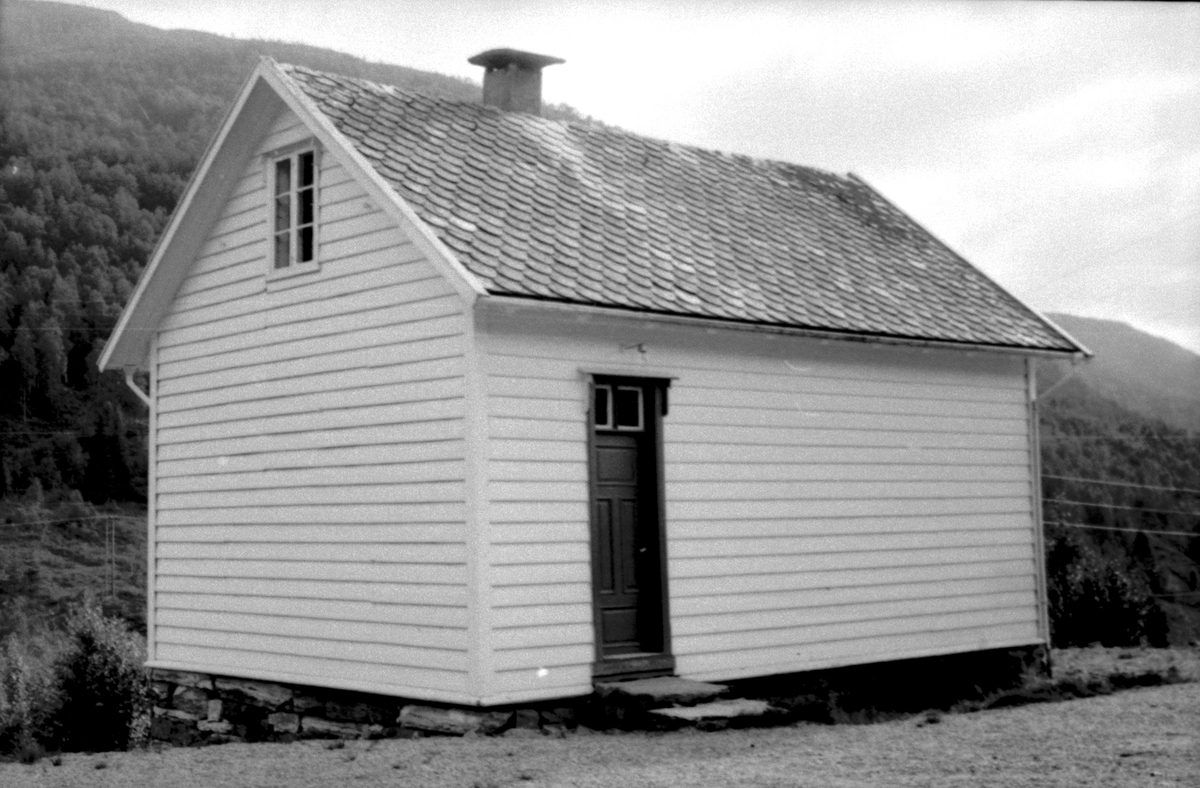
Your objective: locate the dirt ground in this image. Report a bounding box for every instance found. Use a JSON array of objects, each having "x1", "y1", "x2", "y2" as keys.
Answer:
[
  {"x1": 3, "y1": 647, "x2": 1198, "y2": 788},
  {"x1": 1051, "y1": 645, "x2": 1200, "y2": 683}
]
